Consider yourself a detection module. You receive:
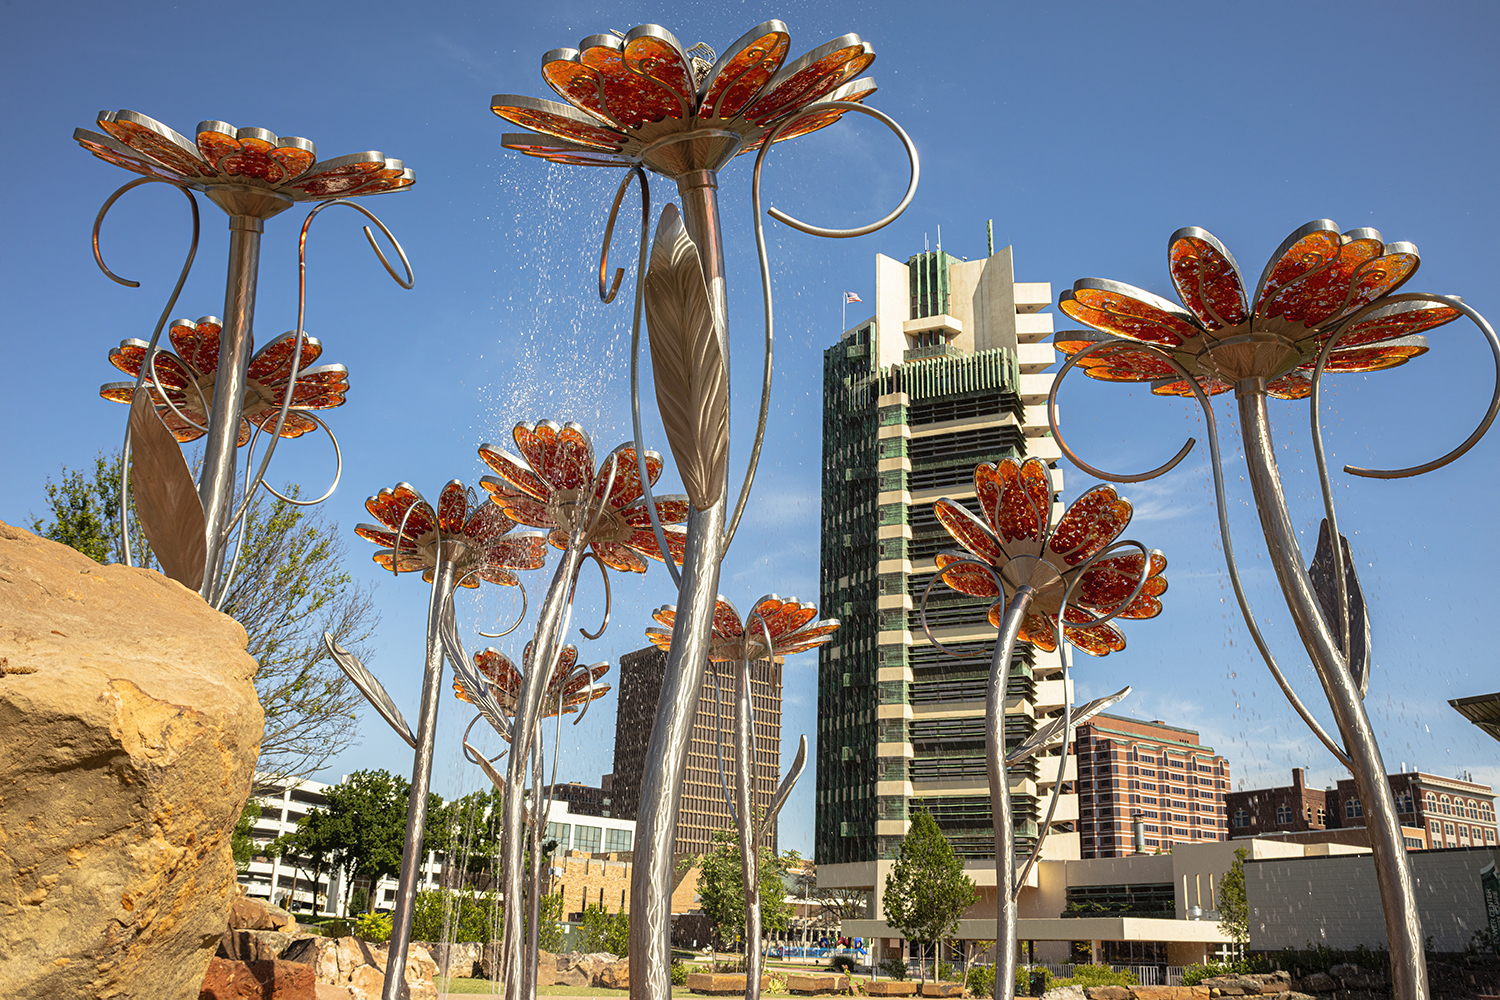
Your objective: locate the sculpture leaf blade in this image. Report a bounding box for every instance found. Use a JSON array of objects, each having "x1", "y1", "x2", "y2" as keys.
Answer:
[
  {"x1": 1006, "y1": 686, "x2": 1131, "y2": 766},
  {"x1": 323, "y1": 633, "x2": 416, "y2": 749},
  {"x1": 128, "y1": 387, "x2": 206, "y2": 591},
  {"x1": 643, "y1": 203, "x2": 729, "y2": 510},
  {"x1": 1308, "y1": 518, "x2": 1372, "y2": 698}
]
